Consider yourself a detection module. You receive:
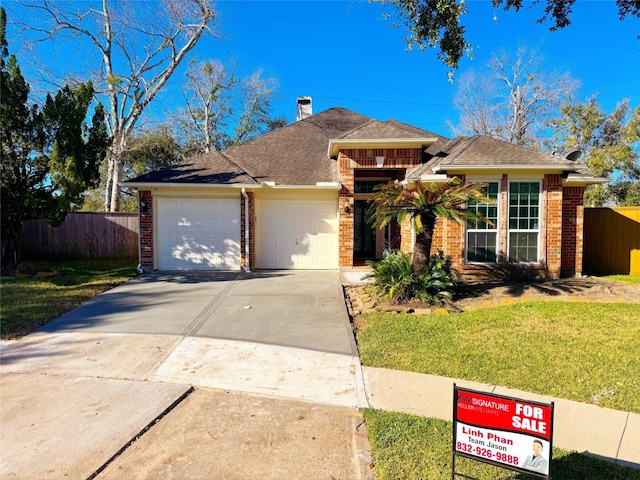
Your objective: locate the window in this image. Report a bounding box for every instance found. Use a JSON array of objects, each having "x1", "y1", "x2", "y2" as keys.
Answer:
[
  {"x1": 508, "y1": 182, "x2": 540, "y2": 263},
  {"x1": 466, "y1": 182, "x2": 499, "y2": 263},
  {"x1": 354, "y1": 180, "x2": 389, "y2": 194}
]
